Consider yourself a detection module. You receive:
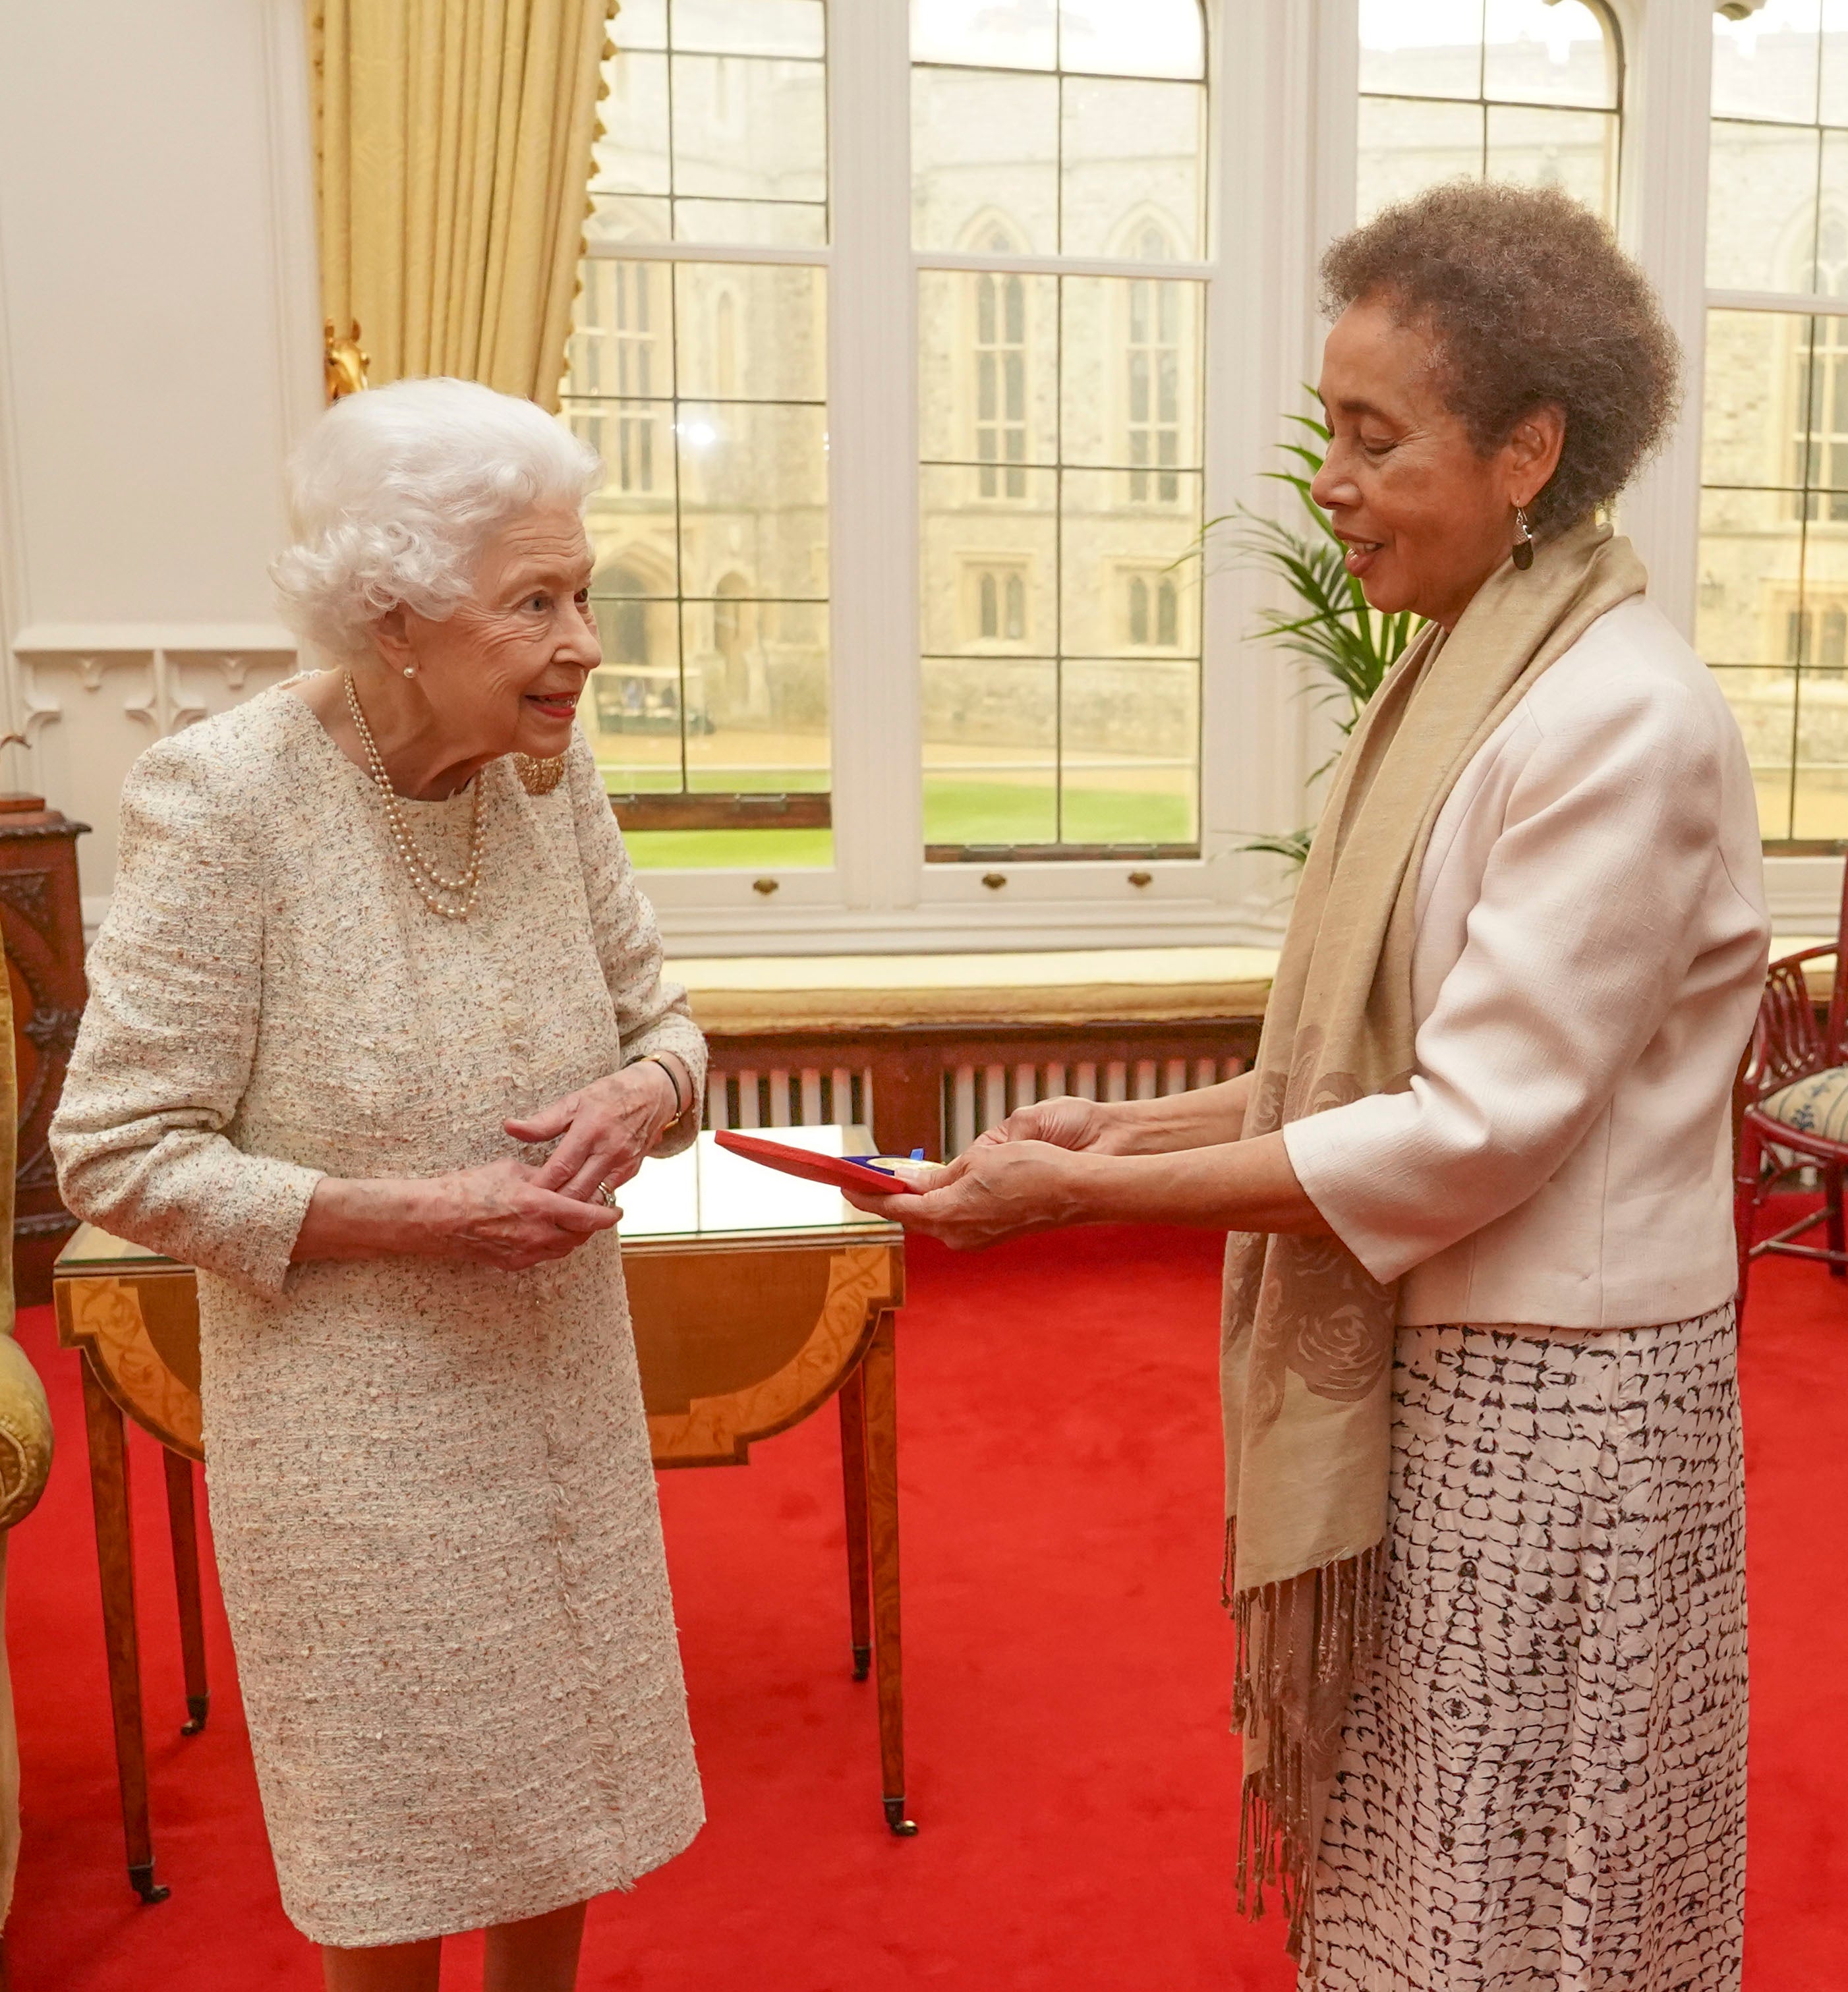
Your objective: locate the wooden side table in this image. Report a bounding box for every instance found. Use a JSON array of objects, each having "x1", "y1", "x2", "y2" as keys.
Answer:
[
  {"x1": 0, "y1": 791, "x2": 90, "y2": 1305},
  {"x1": 55, "y1": 1128, "x2": 912, "y2": 1905}
]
